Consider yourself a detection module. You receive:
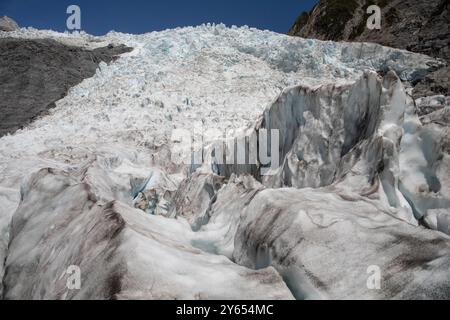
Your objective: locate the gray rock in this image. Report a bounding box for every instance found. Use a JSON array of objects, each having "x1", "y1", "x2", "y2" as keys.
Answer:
[
  {"x1": 414, "y1": 66, "x2": 450, "y2": 98},
  {"x1": 0, "y1": 38, "x2": 132, "y2": 137},
  {"x1": 0, "y1": 16, "x2": 19, "y2": 32},
  {"x1": 289, "y1": 0, "x2": 449, "y2": 60}
]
